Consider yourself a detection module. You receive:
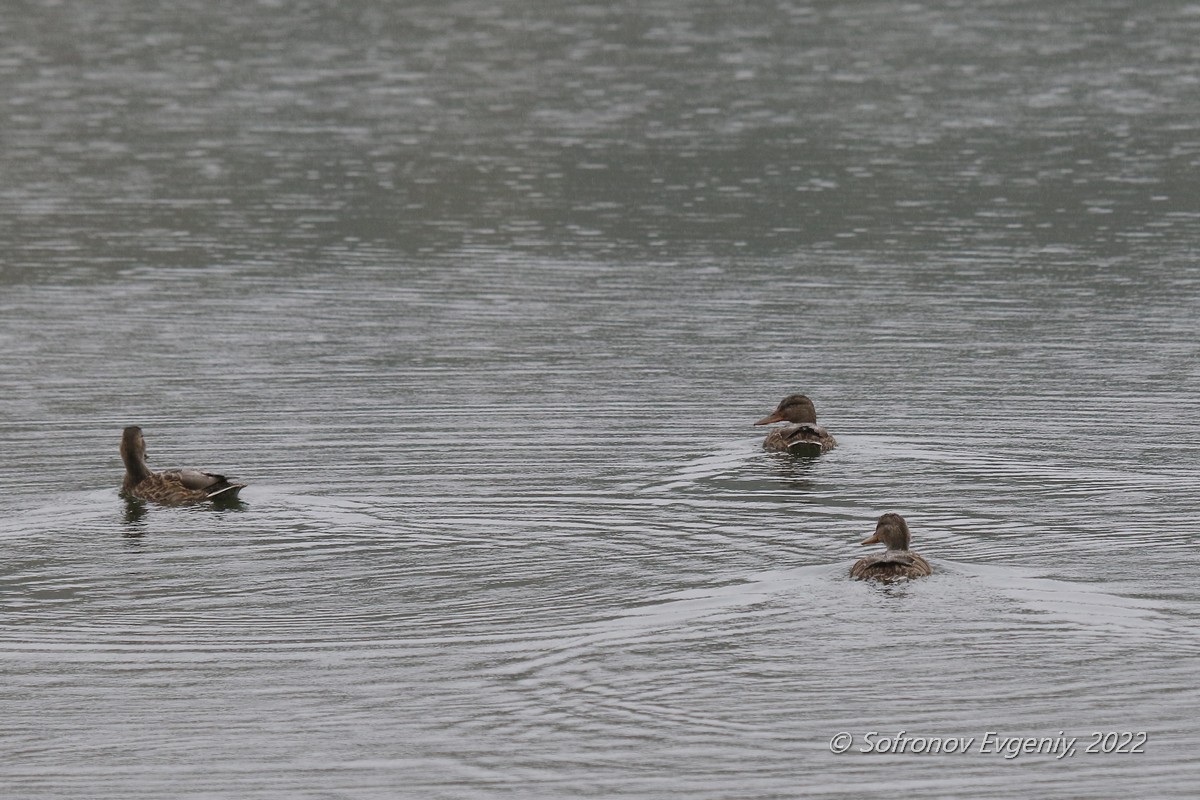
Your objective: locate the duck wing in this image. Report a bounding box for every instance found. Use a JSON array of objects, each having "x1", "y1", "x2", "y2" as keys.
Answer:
[
  {"x1": 164, "y1": 468, "x2": 230, "y2": 490},
  {"x1": 163, "y1": 468, "x2": 246, "y2": 499},
  {"x1": 782, "y1": 423, "x2": 836, "y2": 455},
  {"x1": 783, "y1": 423, "x2": 825, "y2": 442}
]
